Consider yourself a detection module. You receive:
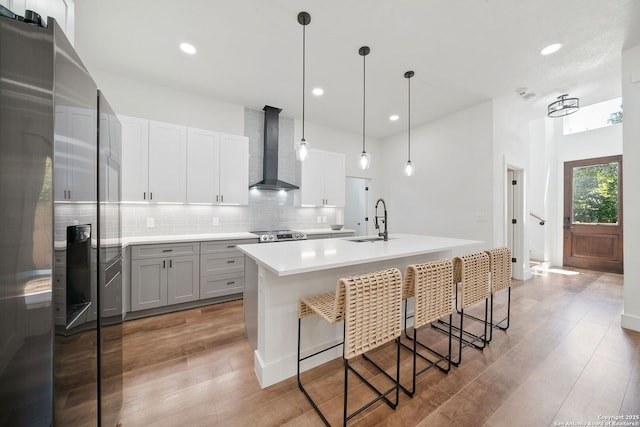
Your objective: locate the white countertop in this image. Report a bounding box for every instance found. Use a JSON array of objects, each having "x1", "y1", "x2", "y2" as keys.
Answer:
[
  {"x1": 237, "y1": 233, "x2": 482, "y2": 276},
  {"x1": 120, "y1": 228, "x2": 353, "y2": 247},
  {"x1": 122, "y1": 232, "x2": 258, "y2": 247}
]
